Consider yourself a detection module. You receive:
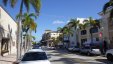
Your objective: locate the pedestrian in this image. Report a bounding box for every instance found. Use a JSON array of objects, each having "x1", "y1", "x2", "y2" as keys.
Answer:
[{"x1": 100, "y1": 40, "x2": 104, "y2": 55}]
